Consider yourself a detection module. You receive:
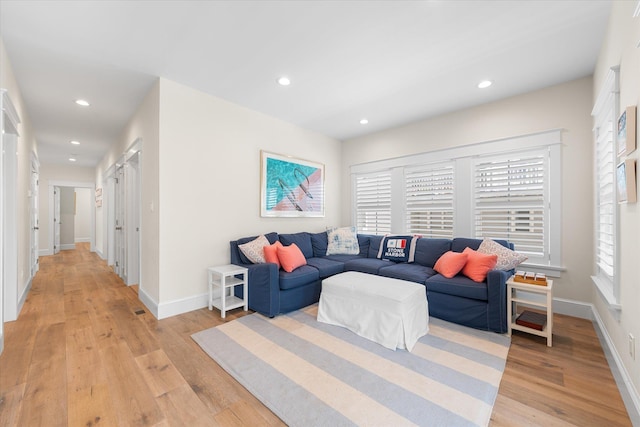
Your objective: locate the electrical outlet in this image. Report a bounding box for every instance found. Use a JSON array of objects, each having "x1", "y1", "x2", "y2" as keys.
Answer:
[{"x1": 630, "y1": 334, "x2": 636, "y2": 360}]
